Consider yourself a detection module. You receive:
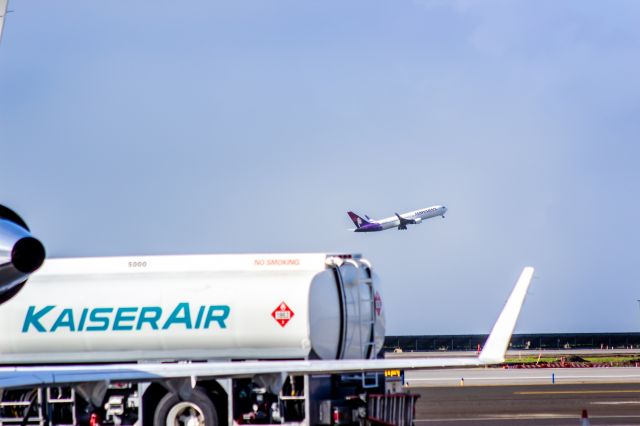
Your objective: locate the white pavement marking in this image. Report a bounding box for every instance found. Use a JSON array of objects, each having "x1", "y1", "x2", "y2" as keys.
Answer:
[
  {"x1": 405, "y1": 367, "x2": 640, "y2": 387},
  {"x1": 408, "y1": 376, "x2": 551, "y2": 382},
  {"x1": 414, "y1": 414, "x2": 577, "y2": 422},
  {"x1": 415, "y1": 415, "x2": 640, "y2": 423}
]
